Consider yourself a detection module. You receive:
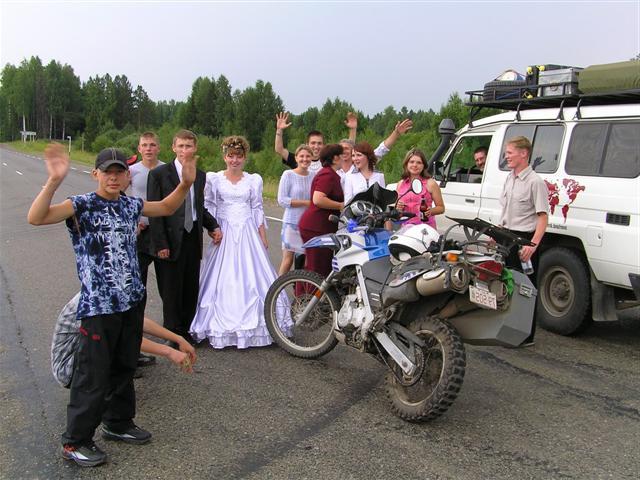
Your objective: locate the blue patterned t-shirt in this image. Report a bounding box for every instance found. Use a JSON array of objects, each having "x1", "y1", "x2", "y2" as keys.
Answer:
[{"x1": 66, "y1": 192, "x2": 145, "y2": 319}]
